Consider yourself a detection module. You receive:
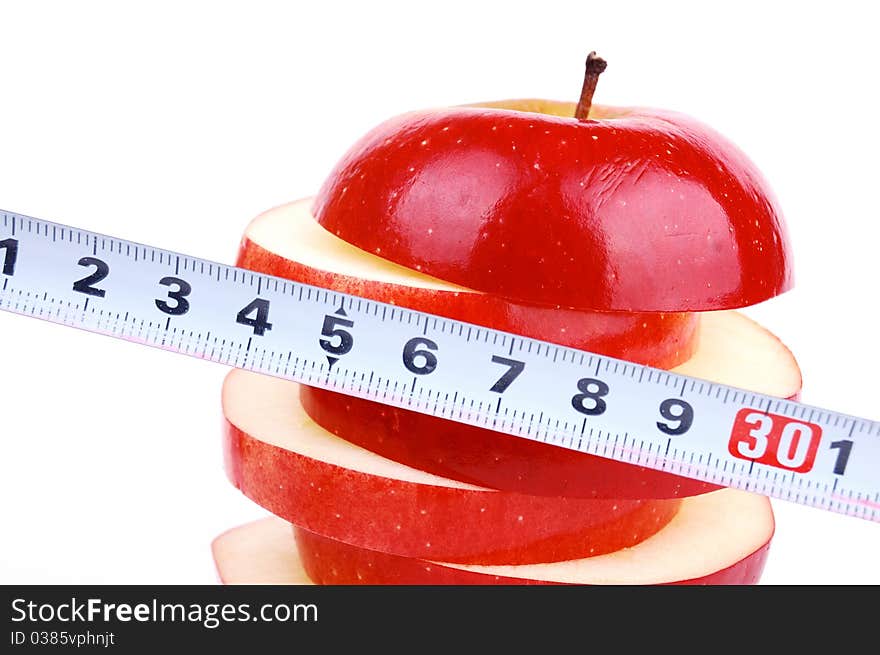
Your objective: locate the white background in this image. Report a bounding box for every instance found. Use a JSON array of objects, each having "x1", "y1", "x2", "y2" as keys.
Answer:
[{"x1": 0, "y1": 1, "x2": 877, "y2": 584}]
